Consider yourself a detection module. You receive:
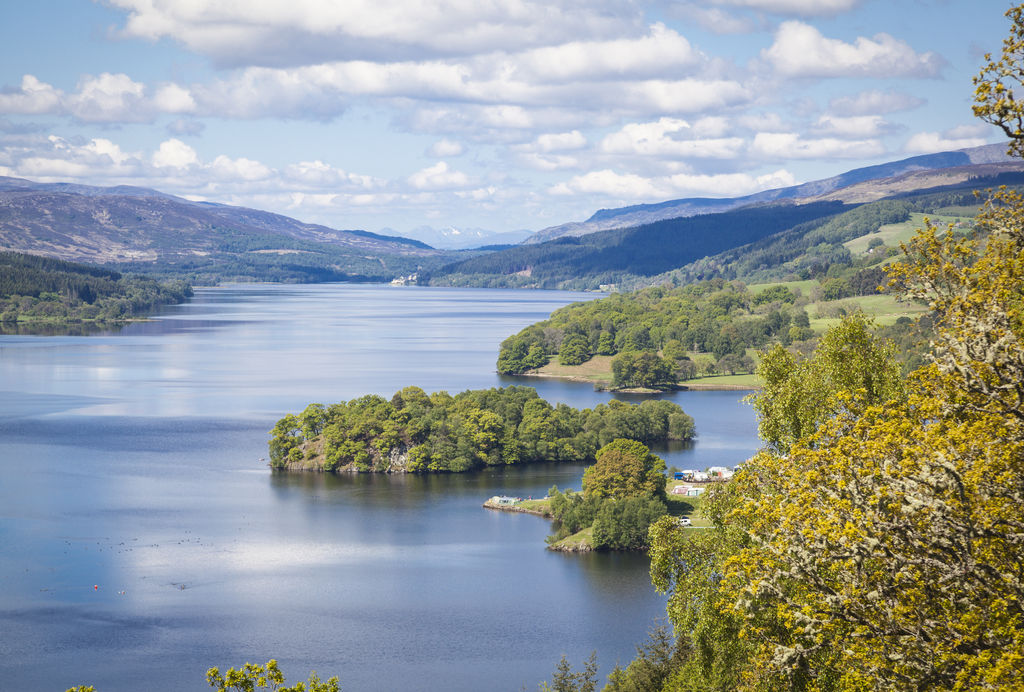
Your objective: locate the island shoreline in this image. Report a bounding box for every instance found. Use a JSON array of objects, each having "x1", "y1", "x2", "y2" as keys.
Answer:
[{"x1": 509, "y1": 370, "x2": 760, "y2": 392}]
